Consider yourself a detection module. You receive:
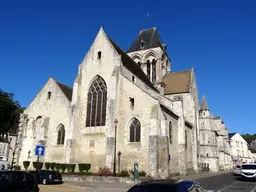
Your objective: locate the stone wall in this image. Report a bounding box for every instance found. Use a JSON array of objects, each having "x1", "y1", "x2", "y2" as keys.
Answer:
[{"x1": 19, "y1": 77, "x2": 71, "y2": 168}]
